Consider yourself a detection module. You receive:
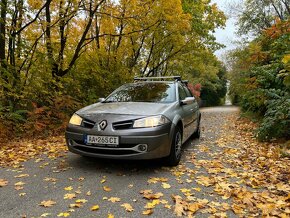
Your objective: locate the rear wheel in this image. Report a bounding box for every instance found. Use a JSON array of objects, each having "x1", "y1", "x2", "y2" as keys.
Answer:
[{"x1": 166, "y1": 126, "x2": 182, "y2": 166}]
